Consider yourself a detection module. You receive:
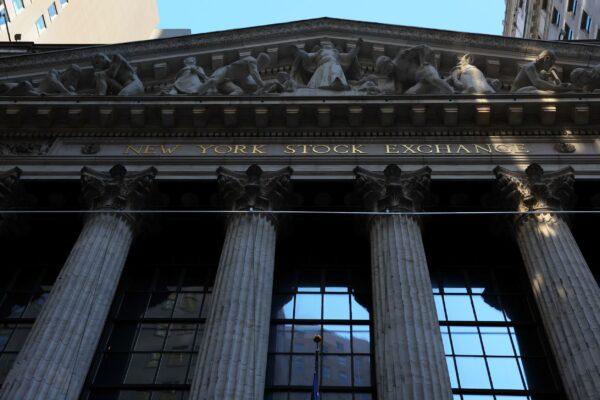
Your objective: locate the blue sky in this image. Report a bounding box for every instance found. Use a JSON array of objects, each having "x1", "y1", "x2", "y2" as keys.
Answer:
[{"x1": 157, "y1": 0, "x2": 506, "y2": 36}]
